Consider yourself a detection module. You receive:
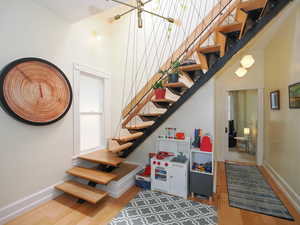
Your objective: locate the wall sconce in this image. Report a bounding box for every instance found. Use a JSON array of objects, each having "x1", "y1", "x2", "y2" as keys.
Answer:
[
  {"x1": 235, "y1": 67, "x2": 247, "y2": 78},
  {"x1": 235, "y1": 55, "x2": 255, "y2": 78},
  {"x1": 244, "y1": 127, "x2": 250, "y2": 136},
  {"x1": 241, "y1": 55, "x2": 255, "y2": 69}
]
